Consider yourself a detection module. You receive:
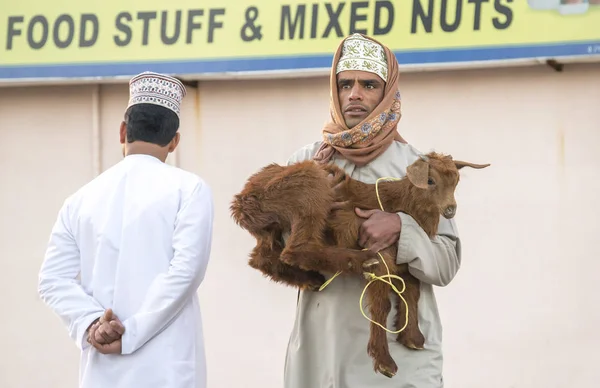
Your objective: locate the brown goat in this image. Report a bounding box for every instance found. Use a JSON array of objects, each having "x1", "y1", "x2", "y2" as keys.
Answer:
[{"x1": 230, "y1": 152, "x2": 489, "y2": 378}]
